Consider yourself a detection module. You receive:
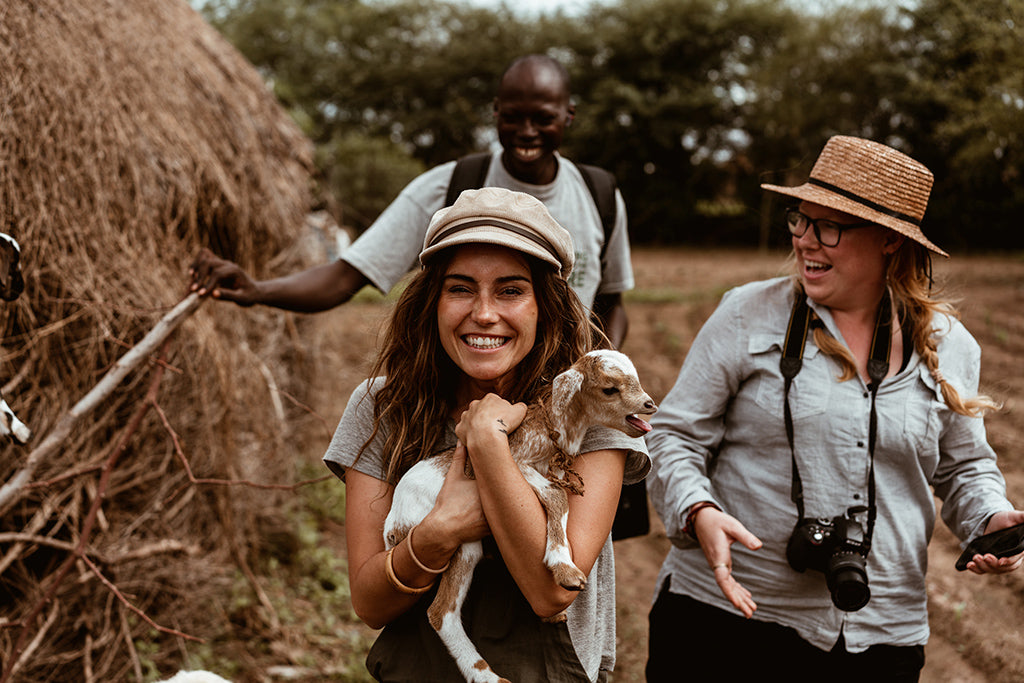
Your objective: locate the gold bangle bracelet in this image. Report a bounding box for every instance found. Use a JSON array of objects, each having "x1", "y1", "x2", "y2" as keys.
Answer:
[
  {"x1": 384, "y1": 547, "x2": 435, "y2": 595},
  {"x1": 407, "y1": 525, "x2": 450, "y2": 575}
]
